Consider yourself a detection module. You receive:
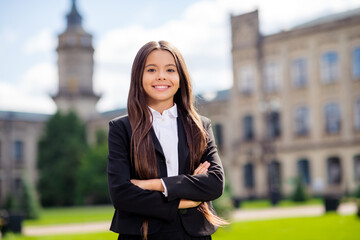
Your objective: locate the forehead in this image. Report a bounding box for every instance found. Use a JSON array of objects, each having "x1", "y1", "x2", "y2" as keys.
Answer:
[{"x1": 145, "y1": 50, "x2": 176, "y2": 65}]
